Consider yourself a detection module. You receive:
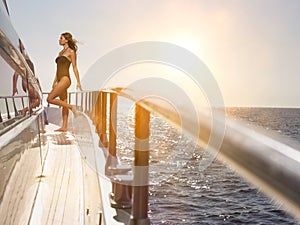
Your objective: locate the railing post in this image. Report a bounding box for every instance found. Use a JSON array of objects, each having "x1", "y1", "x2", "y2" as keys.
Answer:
[
  {"x1": 109, "y1": 93, "x2": 117, "y2": 157},
  {"x1": 75, "y1": 92, "x2": 78, "y2": 107},
  {"x1": 85, "y1": 92, "x2": 88, "y2": 114},
  {"x1": 86, "y1": 92, "x2": 88, "y2": 114},
  {"x1": 21, "y1": 97, "x2": 24, "y2": 108},
  {"x1": 94, "y1": 92, "x2": 101, "y2": 128},
  {"x1": 129, "y1": 104, "x2": 150, "y2": 225},
  {"x1": 39, "y1": 110, "x2": 45, "y2": 133},
  {"x1": 99, "y1": 92, "x2": 108, "y2": 148},
  {"x1": 90, "y1": 92, "x2": 93, "y2": 114},
  {"x1": 5, "y1": 98, "x2": 10, "y2": 119},
  {"x1": 68, "y1": 92, "x2": 71, "y2": 105},
  {"x1": 28, "y1": 92, "x2": 32, "y2": 115},
  {"x1": 105, "y1": 92, "x2": 118, "y2": 177},
  {"x1": 91, "y1": 92, "x2": 95, "y2": 116},
  {"x1": 80, "y1": 92, "x2": 83, "y2": 112},
  {"x1": 12, "y1": 97, "x2": 18, "y2": 116},
  {"x1": 92, "y1": 92, "x2": 95, "y2": 114}
]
